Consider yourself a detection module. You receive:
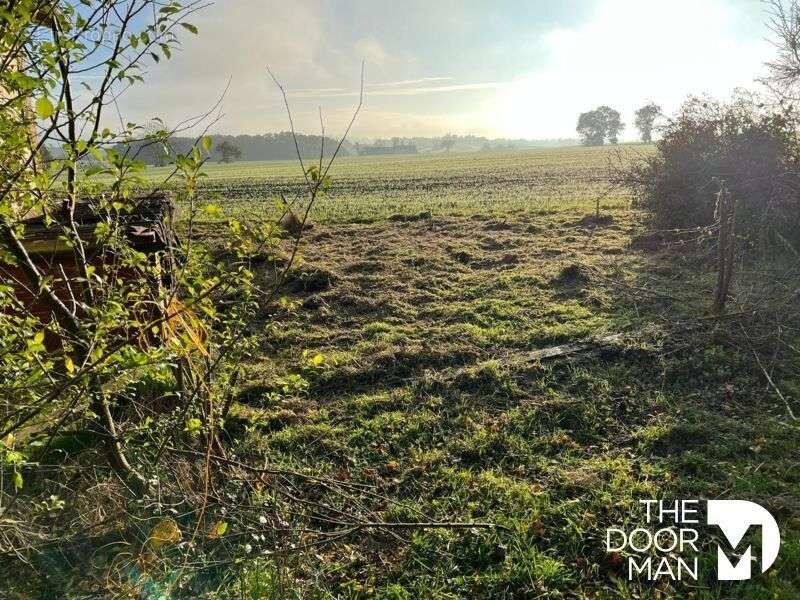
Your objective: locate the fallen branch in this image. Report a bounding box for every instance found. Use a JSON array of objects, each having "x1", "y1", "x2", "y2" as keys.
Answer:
[
  {"x1": 751, "y1": 347, "x2": 798, "y2": 421},
  {"x1": 433, "y1": 332, "x2": 628, "y2": 381},
  {"x1": 350, "y1": 521, "x2": 508, "y2": 532},
  {"x1": 738, "y1": 323, "x2": 799, "y2": 421},
  {"x1": 518, "y1": 333, "x2": 626, "y2": 362}
]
